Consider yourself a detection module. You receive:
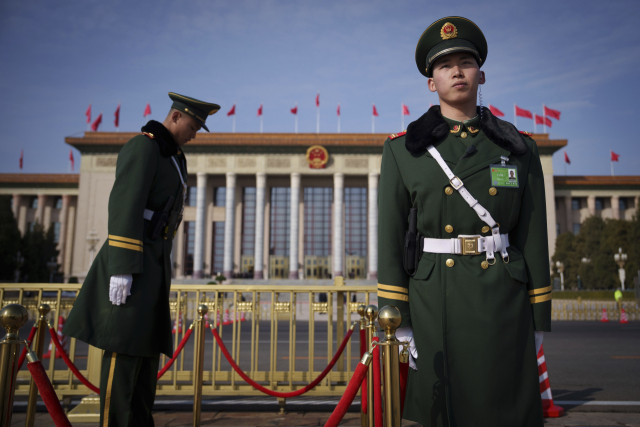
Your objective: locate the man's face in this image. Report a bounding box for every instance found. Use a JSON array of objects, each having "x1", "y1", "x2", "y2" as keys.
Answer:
[
  {"x1": 428, "y1": 52, "x2": 485, "y2": 106},
  {"x1": 171, "y1": 111, "x2": 201, "y2": 146}
]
